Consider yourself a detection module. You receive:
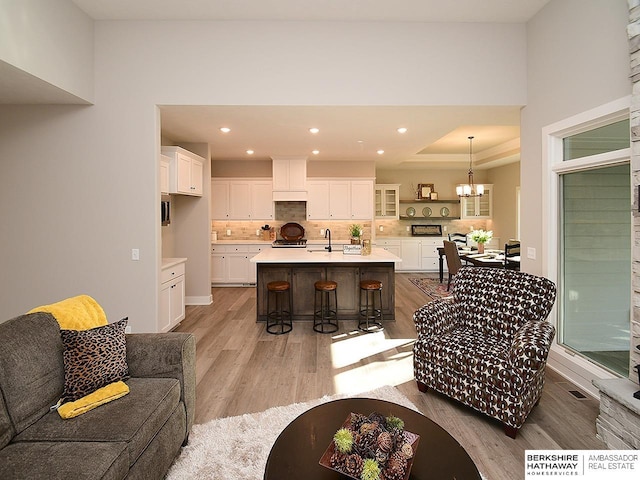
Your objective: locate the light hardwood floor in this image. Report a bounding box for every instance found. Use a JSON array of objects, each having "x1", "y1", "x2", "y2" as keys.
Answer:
[{"x1": 175, "y1": 273, "x2": 605, "y2": 480}]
